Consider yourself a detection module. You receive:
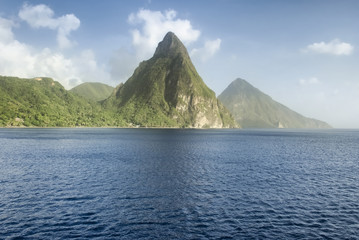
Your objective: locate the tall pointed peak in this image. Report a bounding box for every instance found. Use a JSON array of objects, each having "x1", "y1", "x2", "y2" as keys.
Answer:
[
  {"x1": 232, "y1": 78, "x2": 250, "y2": 86},
  {"x1": 154, "y1": 32, "x2": 189, "y2": 58},
  {"x1": 230, "y1": 78, "x2": 258, "y2": 91}
]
